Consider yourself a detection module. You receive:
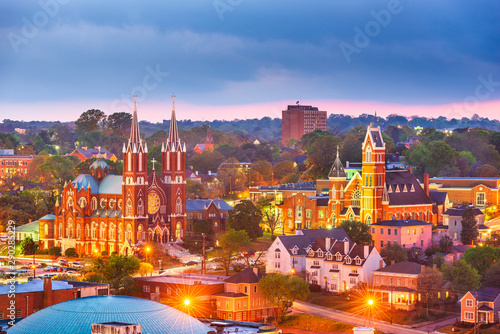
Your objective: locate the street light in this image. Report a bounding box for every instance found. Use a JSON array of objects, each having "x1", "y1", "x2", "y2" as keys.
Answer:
[
  {"x1": 184, "y1": 299, "x2": 190, "y2": 306},
  {"x1": 146, "y1": 247, "x2": 151, "y2": 264},
  {"x1": 367, "y1": 299, "x2": 374, "y2": 327}
]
